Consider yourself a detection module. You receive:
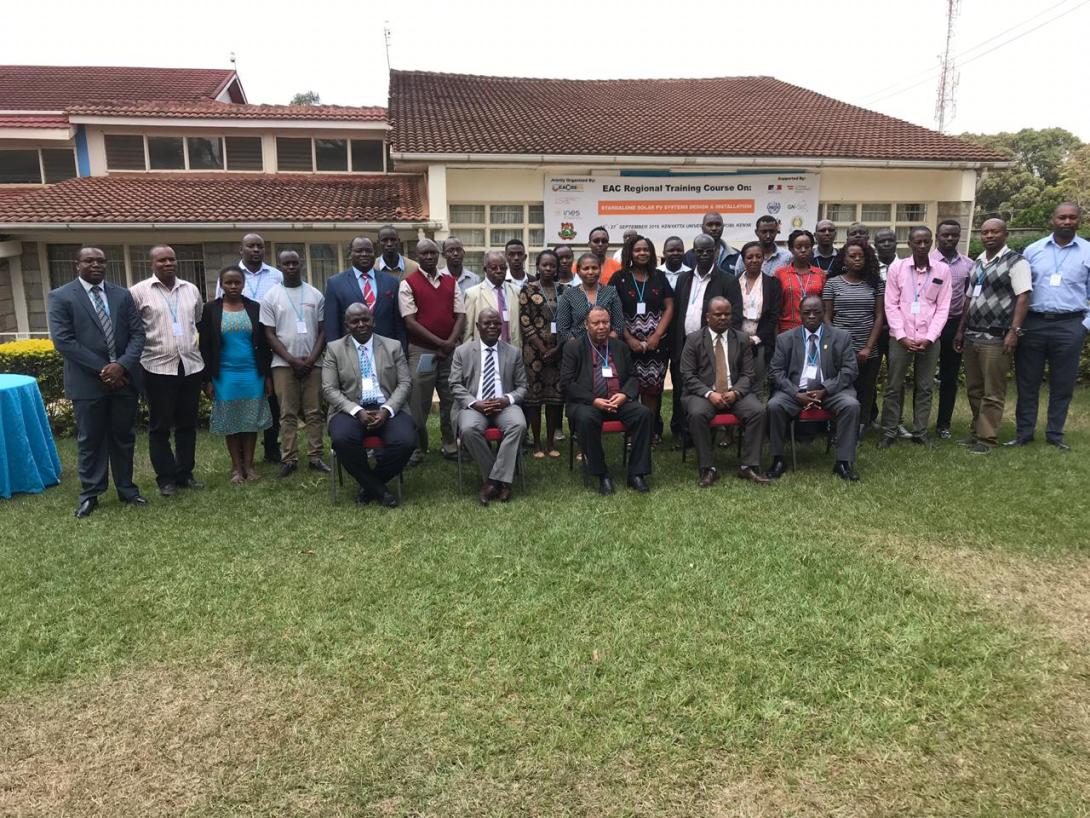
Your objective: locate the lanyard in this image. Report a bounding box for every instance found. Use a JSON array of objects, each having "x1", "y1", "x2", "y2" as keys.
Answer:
[
  {"x1": 633, "y1": 273, "x2": 647, "y2": 304},
  {"x1": 909, "y1": 264, "x2": 930, "y2": 302},
  {"x1": 690, "y1": 271, "x2": 710, "y2": 305},
  {"x1": 793, "y1": 267, "x2": 816, "y2": 303},
  {"x1": 156, "y1": 285, "x2": 180, "y2": 323},
  {"x1": 590, "y1": 341, "x2": 610, "y2": 367},
  {"x1": 285, "y1": 286, "x2": 306, "y2": 321},
  {"x1": 803, "y1": 327, "x2": 822, "y2": 365},
  {"x1": 246, "y1": 269, "x2": 264, "y2": 300},
  {"x1": 815, "y1": 254, "x2": 834, "y2": 273},
  {"x1": 1052, "y1": 244, "x2": 1068, "y2": 279}
]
